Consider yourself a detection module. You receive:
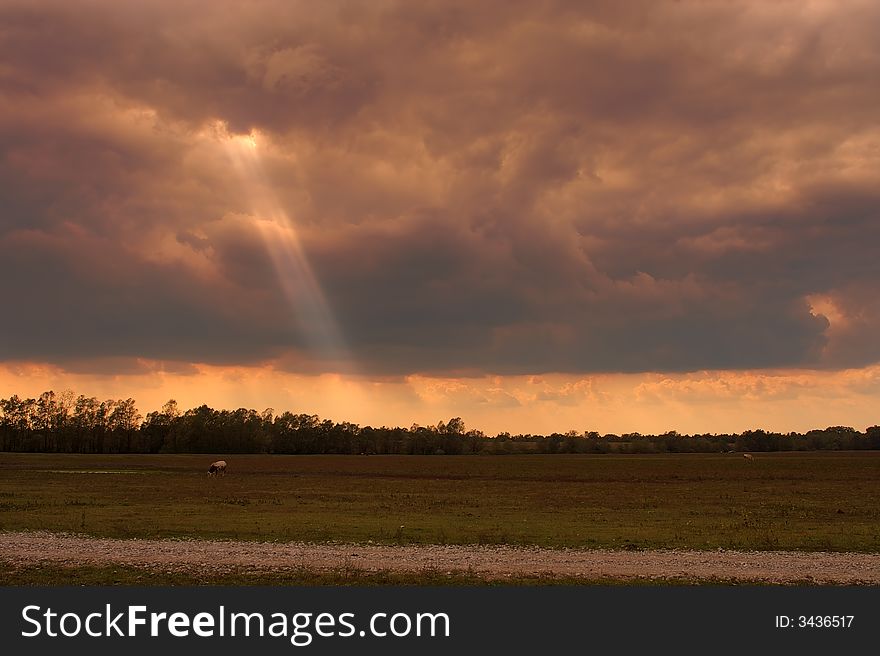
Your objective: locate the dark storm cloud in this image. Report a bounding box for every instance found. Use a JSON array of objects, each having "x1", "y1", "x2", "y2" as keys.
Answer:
[
  {"x1": 0, "y1": 226, "x2": 302, "y2": 364},
  {"x1": 1, "y1": 0, "x2": 879, "y2": 374}
]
